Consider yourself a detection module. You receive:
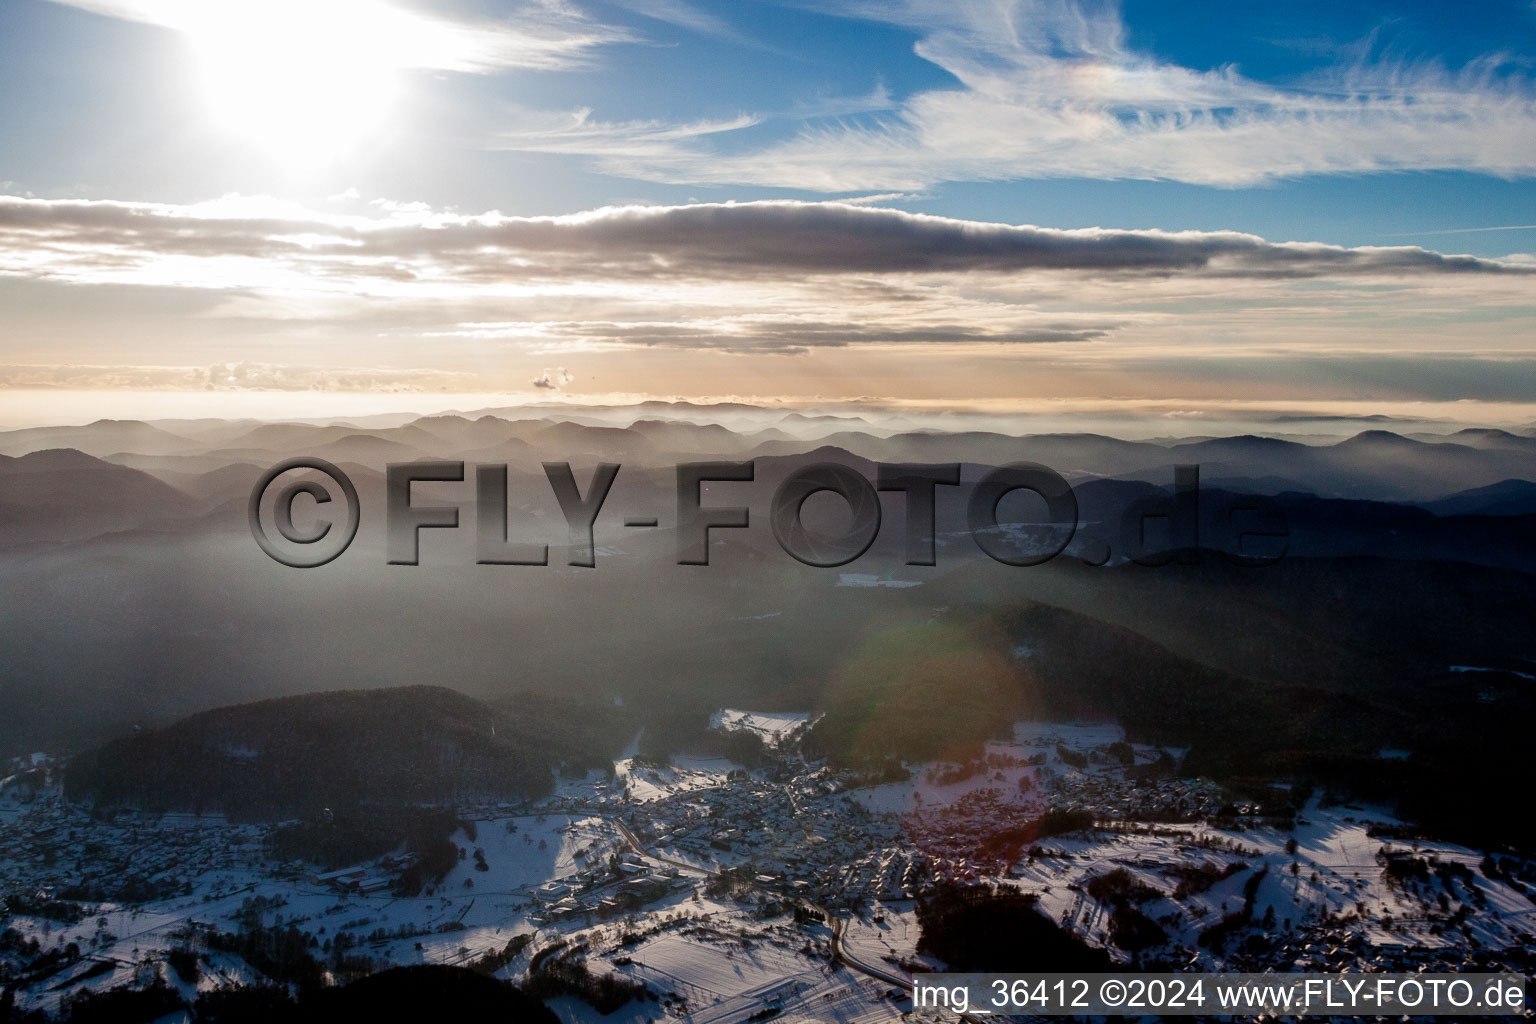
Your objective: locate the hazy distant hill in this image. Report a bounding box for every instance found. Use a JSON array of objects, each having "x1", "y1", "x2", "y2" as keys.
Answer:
[
  {"x1": 1425, "y1": 479, "x2": 1536, "y2": 516},
  {"x1": 411, "y1": 414, "x2": 524, "y2": 449},
  {"x1": 626, "y1": 418, "x2": 766, "y2": 452},
  {"x1": 5, "y1": 411, "x2": 1535, "y2": 783},
  {"x1": 138, "y1": 460, "x2": 268, "y2": 506},
  {"x1": 216, "y1": 421, "x2": 451, "y2": 454},
  {"x1": 0, "y1": 419, "x2": 201, "y2": 458},
  {"x1": 1420, "y1": 428, "x2": 1536, "y2": 452},
  {"x1": 735, "y1": 428, "x2": 1536, "y2": 502},
  {"x1": 0, "y1": 448, "x2": 198, "y2": 545}
]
